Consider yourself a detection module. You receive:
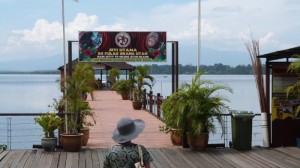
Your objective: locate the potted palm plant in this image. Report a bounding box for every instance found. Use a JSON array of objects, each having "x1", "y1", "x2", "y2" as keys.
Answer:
[
  {"x1": 286, "y1": 55, "x2": 300, "y2": 147},
  {"x1": 34, "y1": 113, "x2": 63, "y2": 152},
  {"x1": 108, "y1": 67, "x2": 120, "y2": 87},
  {"x1": 129, "y1": 66, "x2": 154, "y2": 110},
  {"x1": 111, "y1": 79, "x2": 132, "y2": 100},
  {"x1": 60, "y1": 62, "x2": 97, "y2": 152},
  {"x1": 161, "y1": 71, "x2": 232, "y2": 151}
]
